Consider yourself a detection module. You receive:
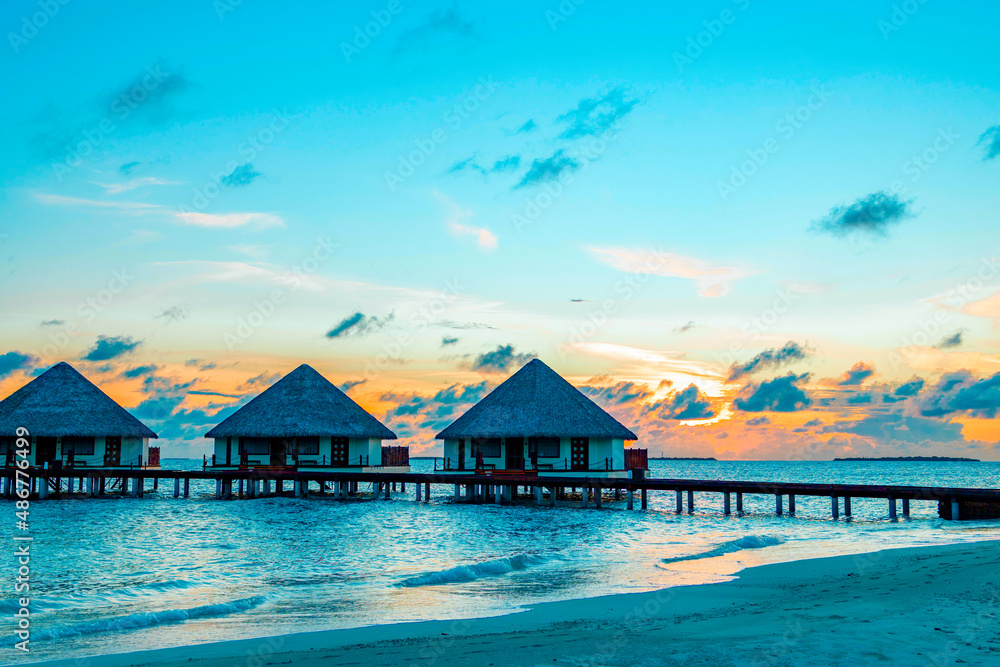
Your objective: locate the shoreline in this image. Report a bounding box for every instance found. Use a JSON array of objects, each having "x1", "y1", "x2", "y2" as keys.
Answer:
[{"x1": 25, "y1": 539, "x2": 1000, "y2": 666}]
